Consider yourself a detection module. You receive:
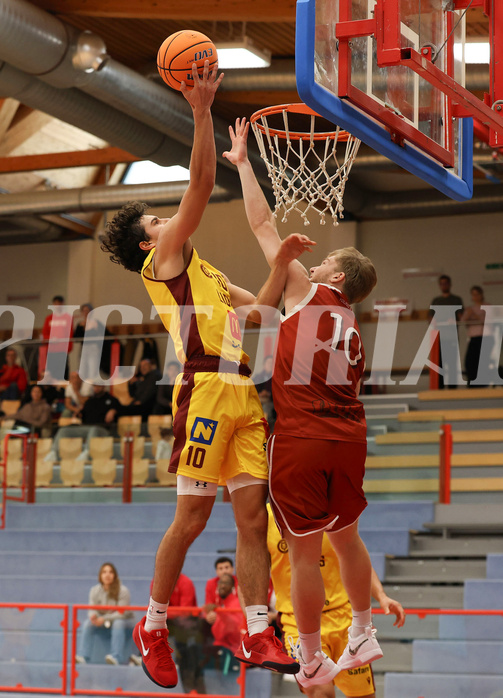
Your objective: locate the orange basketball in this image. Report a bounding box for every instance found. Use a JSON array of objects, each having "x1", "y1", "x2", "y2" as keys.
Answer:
[{"x1": 157, "y1": 30, "x2": 218, "y2": 91}]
